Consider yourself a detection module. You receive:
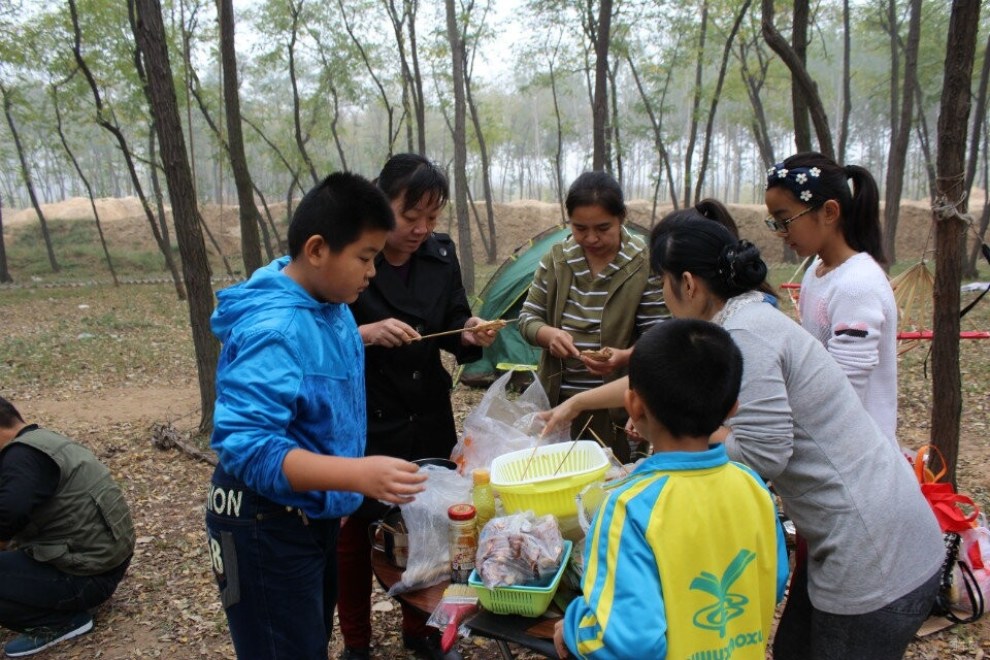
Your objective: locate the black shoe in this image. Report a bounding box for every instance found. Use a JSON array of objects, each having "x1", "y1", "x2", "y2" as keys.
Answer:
[
  {"x1": 339, "y1": 646, "x2": 370, "y2": 660},
  {"x1": 402, "y1": 633, "x2": 463, "y2": 660}
]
